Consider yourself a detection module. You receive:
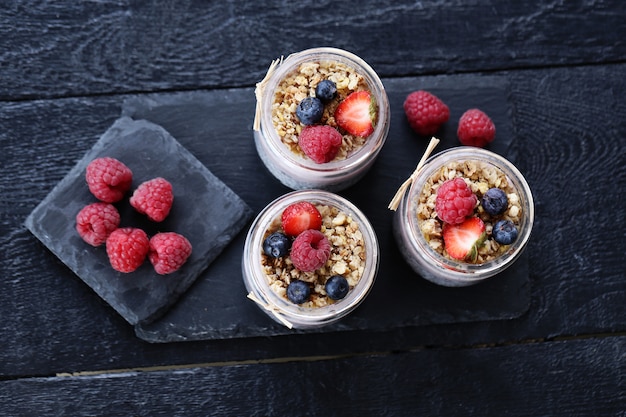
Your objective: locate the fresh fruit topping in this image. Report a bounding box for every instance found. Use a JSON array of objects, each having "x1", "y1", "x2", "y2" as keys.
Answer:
[
  {"x1": 457, "y1": 108, "x2": 496, "y2": 147},
  {"x1": 482, "y1": 187, "x2": 508, "y2": 216},
  {"x1": 325, "y1": 275, "x2": 349, "y2": 300},
  {"x1": 106, "y1": 227, "x2": 150, "y2": 273},
  {"x1": 296, "y1": 96, "x2": 324, "y2": 125},
  {"x1": 85, "y1": 157, "x2": 133, "y2": 203},
  {"x1": 129, "y1": 177, "x2": 174, "y2": 222},
  {"x1": 299, "y1": 125, "x2": 343, "y2": 164},
  {"x1": 435, "y1": 178, "x2": 477, "y2": 224},
  {"x1": 290, "y1": 229, "x2": 331, "y2": 272},
  {"x1": 75, "y1": 202, "x2": 120, "y2": 247},
  {"x1": 403, "y1": 90, "x2": 450, "y2": 136},
  {"x1": 315, "y1": 79, "x2": 338, "y2": 102},
  {"x1": 334, "y1": 90, "x2": 376, "y2": 137},
  {"x1": 492, "y1": 219, "x2": 518, "y2": 245},
  {"x1": 287, "y1": 280, "x2": 311, "y2": 304},
  {"x1": 149, "y1": 232, "x2": 192, "y2": 275},
  {"x1": 281, "y1": 202, "x2": 323, "y2": 237},
  {"x1": 262, "y1": 232, "x2": 292, "y2": 258},
  {"x1": 442, "y1": 217, "x2": 486, "y2": 262}
]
